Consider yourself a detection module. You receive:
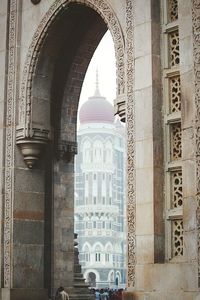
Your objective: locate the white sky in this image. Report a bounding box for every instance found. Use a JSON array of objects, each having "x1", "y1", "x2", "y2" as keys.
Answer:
[{"x1": 78, "y1": 30, "x2": 116, "y2": 109}]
